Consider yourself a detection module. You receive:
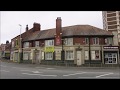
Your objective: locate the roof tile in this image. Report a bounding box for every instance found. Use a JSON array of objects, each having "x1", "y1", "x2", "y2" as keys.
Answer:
[{"x1": 23, "y1": 25, "x2": 113, "y2": 41}]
